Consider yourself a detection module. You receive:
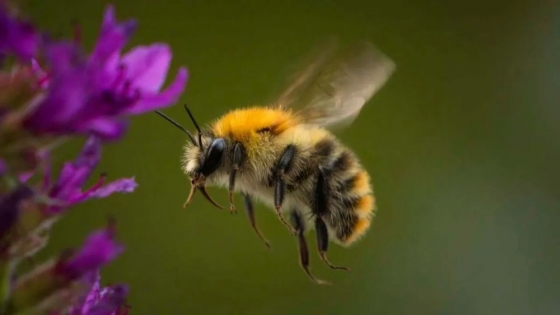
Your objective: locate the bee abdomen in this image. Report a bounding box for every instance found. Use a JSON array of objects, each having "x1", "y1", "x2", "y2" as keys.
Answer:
[
  {"x1": 324, "y1": 148, "x2": 376, "y2": 246},
  {"x1": 286, "y1": 166, "x2": 315, "y2": 192}
]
